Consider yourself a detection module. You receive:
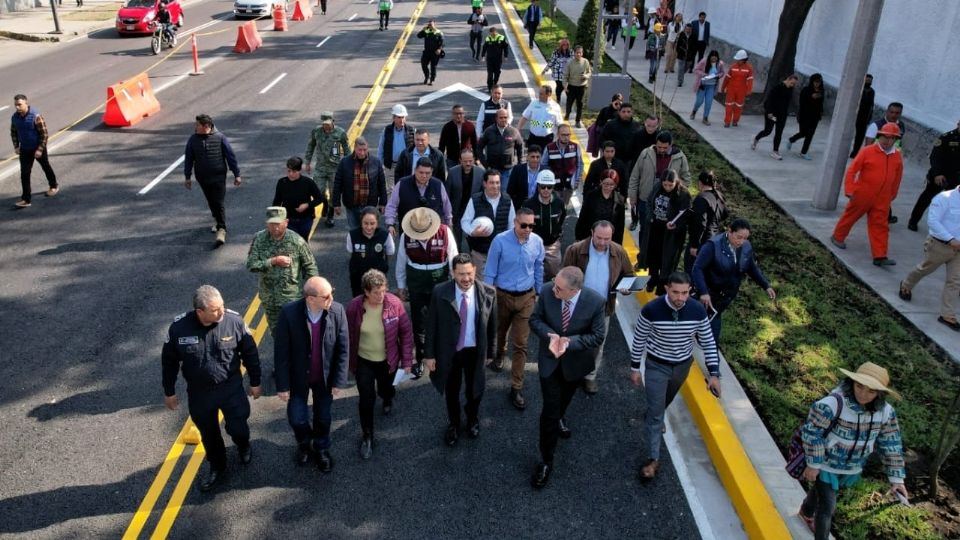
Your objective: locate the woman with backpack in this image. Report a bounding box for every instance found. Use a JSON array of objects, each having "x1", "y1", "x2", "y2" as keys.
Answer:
[{"x1": 797, "y1": 362, "x2": 909, "y2": 539}]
